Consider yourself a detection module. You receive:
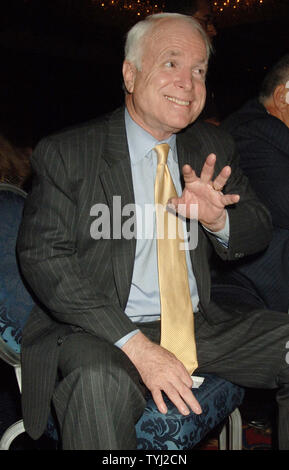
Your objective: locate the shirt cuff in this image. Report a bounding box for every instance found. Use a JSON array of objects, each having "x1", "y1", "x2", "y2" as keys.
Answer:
[{"x1": 114, "y1": 329, "x2": 140, "y2": 349}]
